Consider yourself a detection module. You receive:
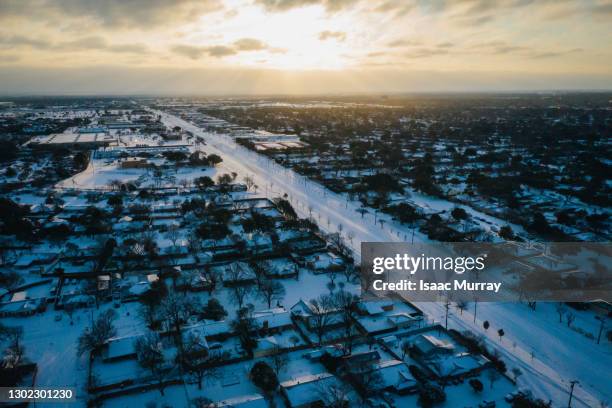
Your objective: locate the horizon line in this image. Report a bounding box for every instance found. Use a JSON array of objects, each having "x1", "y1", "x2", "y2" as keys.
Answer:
[{"x1": 2, "y1": 89, "x2": 612, "y2": 99}]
